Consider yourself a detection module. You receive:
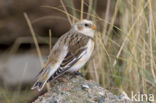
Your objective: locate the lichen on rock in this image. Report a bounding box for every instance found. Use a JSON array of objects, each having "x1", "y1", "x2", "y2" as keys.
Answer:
[{"x1": 32, "y1": 74, "x2": 131, "y2": 103}]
